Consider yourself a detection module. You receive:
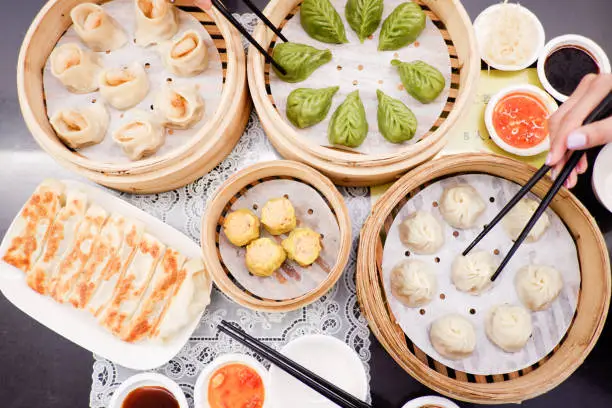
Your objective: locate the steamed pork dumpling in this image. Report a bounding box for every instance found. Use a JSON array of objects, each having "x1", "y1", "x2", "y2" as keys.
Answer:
[
  {"x1": 485, "y1": 304, "x2": 532, "y2": 353},
  {"x1": 399, "y1": 211, "x2": 444, "y2": 254},
  {"x1": 113, "y1": 109, "x2": 165, "y2": 160},
  {"x1": 155, "y1": 86, "x2": 204, "y2": 129},
  {"x1": 391, "y1": 59, "x2": 446, "y2": 104},
  {"x1": 162, "y1": 30, "x2": 209, "y2": 77},
  {"x1": 99, "y1": 63, "x2": 149, "y2": 110},
  {"x1": 223, "y1": 209, "x2": 260, "y2": 247},
  {"x1": 515, "y1": 264, "x2": 563, "y2": 311},
  {"x1": 430, "y1": 314, "x2": 476, "y2": 360},
  {"x1": 439, "y1": 185, "x2": 486, "y2": 229},
  {"x1": 452, "y1": 251, "x2": 496, "y2": 294},
  {"x1": 379, "y1": 2, "x2": 426, "y2": 51},
  {"x1": 286, "y1": 86, "x2": 339, "y2": 129},
  {"x1": 50, "y1": 102, "x2": 109, "y2": 149},
  {"x1": 272, "y1": 42, "x2": 333, "y2": 83},
  {"x1": 502, "y1": 198, "x2": 550, "y2": 242},
  {"x1": 390, "y1": 259, "x2": 437, "y2": 307},
  {"x1": 377, "y1": 89, "x2": 418, "y2": 144},
  {"x1": 300, "y1": 0, "x2": 347, "y2": 44},
  {"x1": 328, "y1": 90, "x2": 368, "y2": 148},
  {"x1": 245, "y1": 238, "x2": 287, "y2": 277},
  {"x1": 345, "y1": 0, "x2": 383, "y2": 43},
  {"x1": 70, "y1": 3, "x2": 127, "y2": 52},
  {"x1": 135, "y1": 0, "x2": 179, "y2": 46},
  {"x1": 261, "y1": 197, "x2": 296, "y2": 235},
  {"x1": 50, "y1": 43, "x2": 101, "y2": 94},
  {"x1": 282, "y1": 228, "x2": 322, "y2": 267}
]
